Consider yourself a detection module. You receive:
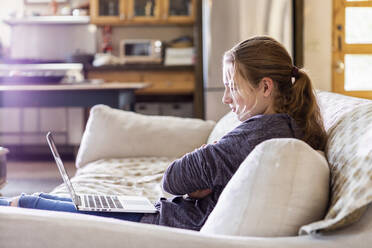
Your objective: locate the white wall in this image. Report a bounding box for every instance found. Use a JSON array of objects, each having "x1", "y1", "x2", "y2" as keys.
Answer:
[{"x1": 303, "y1": 0, "x2": 332, "y2": 91}]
